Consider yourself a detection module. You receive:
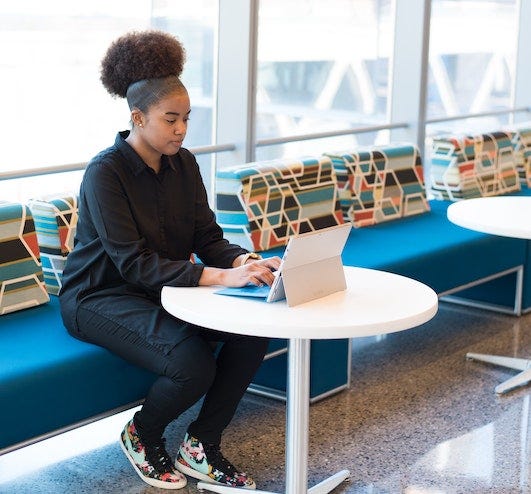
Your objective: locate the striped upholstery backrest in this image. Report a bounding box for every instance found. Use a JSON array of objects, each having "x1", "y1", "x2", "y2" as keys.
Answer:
[
  {"x1": 216, "y1": 156, "x2": 344, "y2": 251},
  {"x1": 0, "y1": 201, "x2": 49, "y2": 314},
  {"x1": 325, "y1": 143, "x2": 430, "y2": 227},
  {"x1": 508, "y1": 126, "x2": 531, "y2": 188},
  {"x1": 28, "y1": 194, "x2": 78, "y2": 295},
  {"x1": 430, "y1": 131, "x2": 521, "y2": 200}
]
